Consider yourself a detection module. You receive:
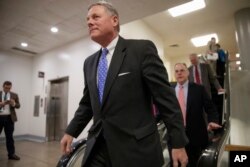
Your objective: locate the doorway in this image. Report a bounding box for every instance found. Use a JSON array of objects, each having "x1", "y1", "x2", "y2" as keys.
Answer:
[{"x1": 46, "y1": 77, "x2": 69, "y2": 141}]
